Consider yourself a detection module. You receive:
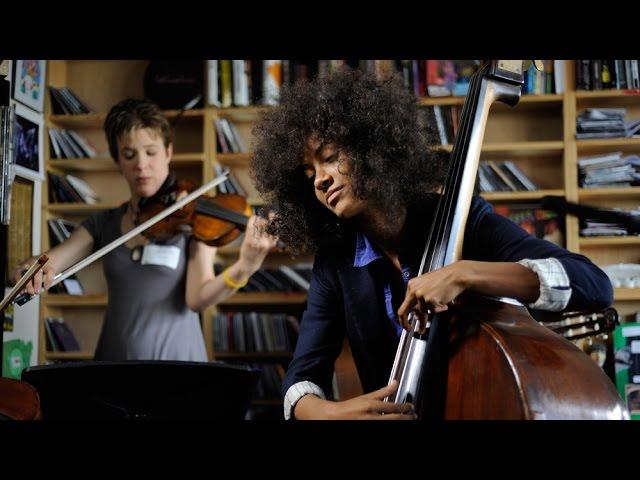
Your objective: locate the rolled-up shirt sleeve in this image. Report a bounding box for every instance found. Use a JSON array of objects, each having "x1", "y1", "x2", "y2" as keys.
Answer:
[
  {"x1": 517, "y1": 257, "x2": 571, "y2": 311},
  {"x1": 283, "y1": 380, "x2": 326, "y2": 420}
]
